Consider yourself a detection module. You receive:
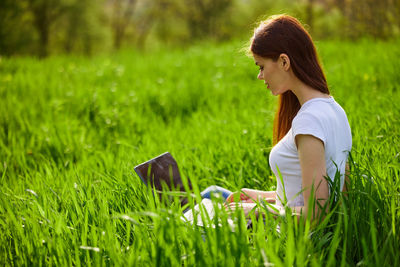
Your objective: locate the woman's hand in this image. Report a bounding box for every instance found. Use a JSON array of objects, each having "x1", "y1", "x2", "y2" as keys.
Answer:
[
  {"x1": 226, "y1": 188, "x2": 276, "y2": 204},
  {"x1": 225, "y1": 202, "x2": 257, "y2": 216},
  {"x1": 225, "y1": 191, "x2": 253, "y2": 203}
]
